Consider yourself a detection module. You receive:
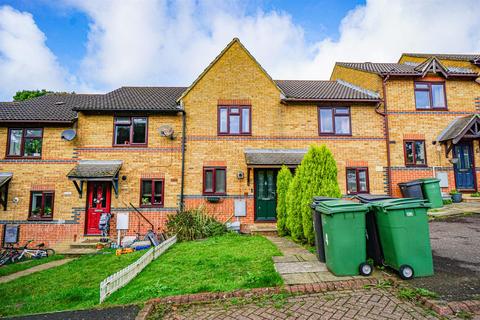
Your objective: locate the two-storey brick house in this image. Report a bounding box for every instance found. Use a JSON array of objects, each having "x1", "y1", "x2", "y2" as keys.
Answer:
[{"x1": 0, "y1": 38, "x2": 478, "y2": 250}]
